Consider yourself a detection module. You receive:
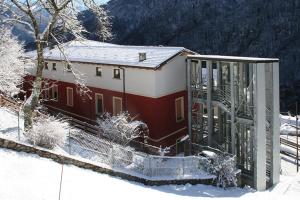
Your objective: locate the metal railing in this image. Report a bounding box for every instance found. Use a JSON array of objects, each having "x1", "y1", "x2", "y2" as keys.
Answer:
[{"x1": 67, "y1": 131, "x2": 216, "y2": 179}]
